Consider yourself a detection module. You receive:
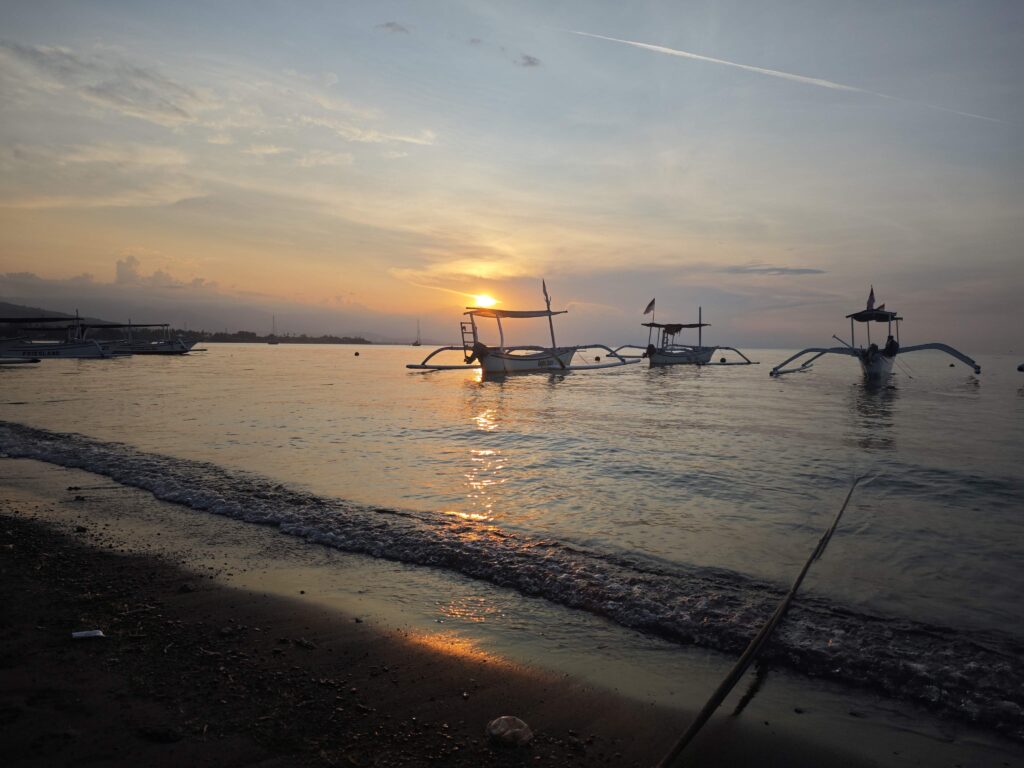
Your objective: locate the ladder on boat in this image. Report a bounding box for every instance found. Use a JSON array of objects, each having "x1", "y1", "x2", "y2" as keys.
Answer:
[{"x1": 460, "y1": 321, "x2": 477, "y2": 359}]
